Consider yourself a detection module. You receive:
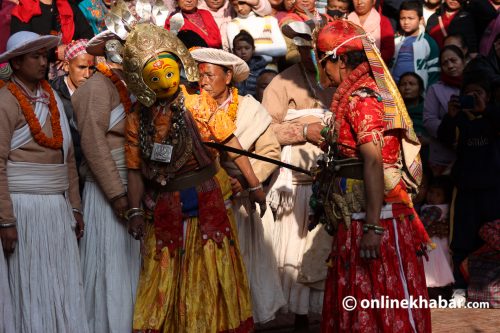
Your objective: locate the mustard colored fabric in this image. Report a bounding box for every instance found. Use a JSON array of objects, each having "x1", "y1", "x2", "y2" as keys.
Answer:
[{"x1": 133, "y1": 169, "x2": 253, "y2": 332}]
